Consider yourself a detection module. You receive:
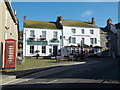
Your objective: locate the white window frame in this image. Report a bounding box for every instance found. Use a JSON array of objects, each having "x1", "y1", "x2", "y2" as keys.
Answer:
[
  {"x1": 71, "y1": 28, "x2": 76, "y2": 34},
  {"x1": 30, "y1": 30, "x2": 35, "y2": 37},
  {"x1": 71, "y1": 37, "x2": 76, "y2": 44},
  {"x1": 90, "y1": 30, "x2": 94, "y2": 34},
  {"x1": 53, "y1": 31, "x2": 58, "y2": 38},
  {"x1": 42, "y1": 46, "x2": 46, "y2": 53},
  {"x1": 81, "y1": 29, "x2": 85, "y2": 34},
  {"x1": 42, "y1": 31, "x2": 46, "y2": 38},
  {"x1": 30, "y1": 46, "x2": 34, "y2": 54}
]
